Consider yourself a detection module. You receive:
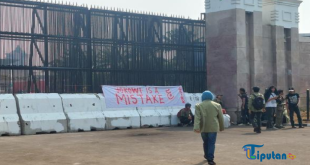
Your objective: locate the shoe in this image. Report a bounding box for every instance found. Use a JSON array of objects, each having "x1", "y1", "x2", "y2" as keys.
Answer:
[
  {"x1": 280, "y1": 126, "x2": 285, "y2": 129},
  {"x1": 267, "y1": 127, "x2": 278, "y2": 130},
  {"x1": 238, "y1": 124, "x2": 244, "y2": 126},
  {"x1": 299, "y1": 126, "x2": 305, "y2": 128},
  {"x1": 254, "y1": 128, "x2": 257, "y2": 132},
  {"x1": 208, "y1": 161, "x2": 216, "y2": 165},
  {"x1": 256, "y1": 128, "x2": 261, "y2": 134},
  {"x1": 292, "y1": 126, "x2": 297, "y2": 129}
]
